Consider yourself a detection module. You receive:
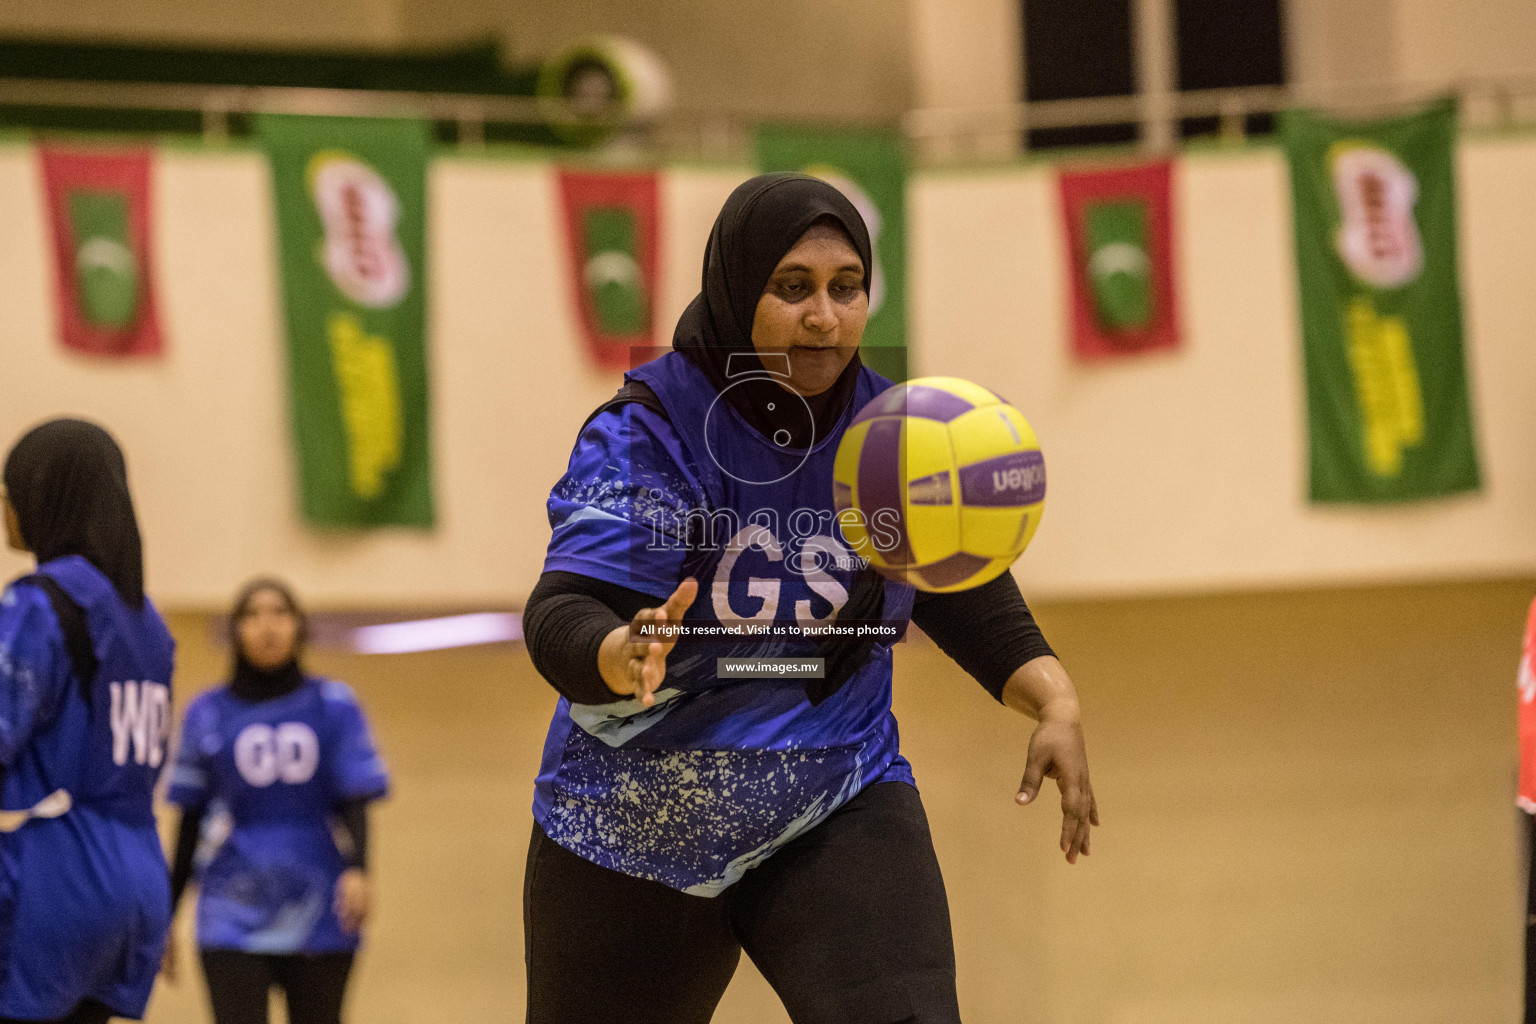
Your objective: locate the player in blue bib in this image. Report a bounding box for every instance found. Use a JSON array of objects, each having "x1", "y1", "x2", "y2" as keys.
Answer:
[
  {"x1": 0, "y1": 419, "x2": 175, "y2": 1024},
  {"x1": 523, "y1": 174, "x2": 1101, "y2": 1024},
  {"x1": 164, "y1": 579, "x2": 388, "y2": 1024}
]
